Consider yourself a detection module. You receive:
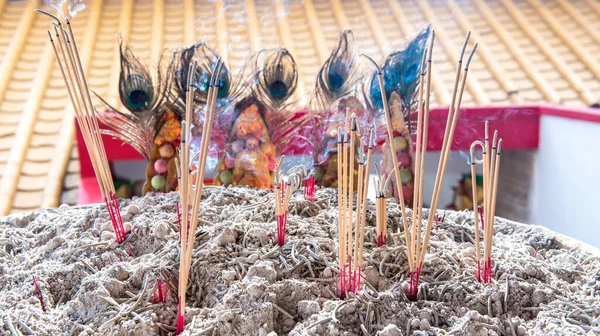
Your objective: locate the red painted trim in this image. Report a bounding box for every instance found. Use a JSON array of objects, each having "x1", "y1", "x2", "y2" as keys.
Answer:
[
  {"x1": 538, "y1": 104, "x2": 600, "y2": 123},
  {"x1": 75, "y1": 104, "x2": 599, "y2": 204},
  {"x1": 426, "y1": 106, "x2": 539, "y2": 151}
]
